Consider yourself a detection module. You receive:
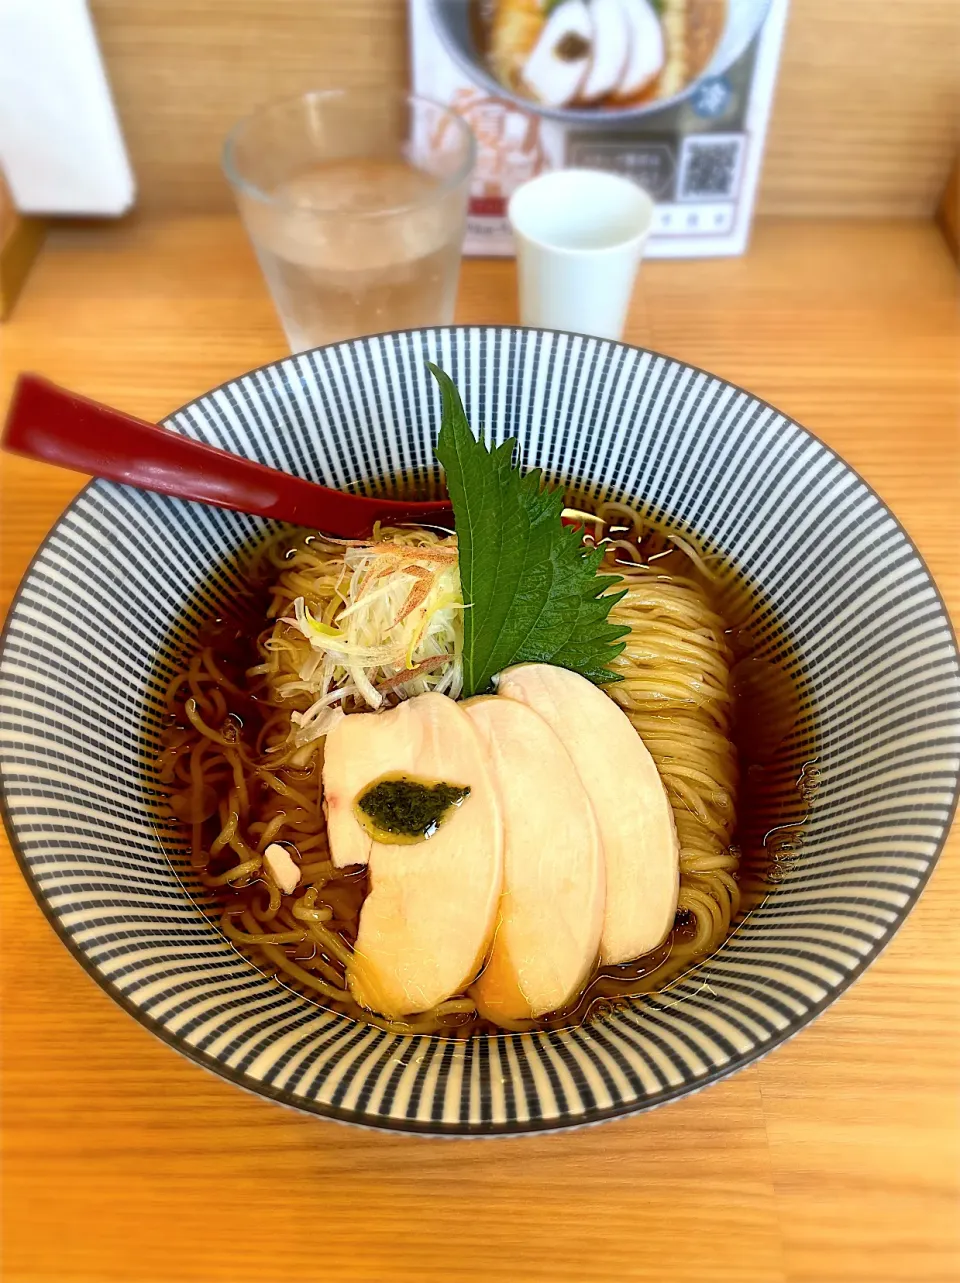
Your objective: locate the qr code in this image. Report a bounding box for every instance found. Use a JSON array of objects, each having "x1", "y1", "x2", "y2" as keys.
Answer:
[{"x1": 677, "y1": 135, "x2": 745, "y2": 202}]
